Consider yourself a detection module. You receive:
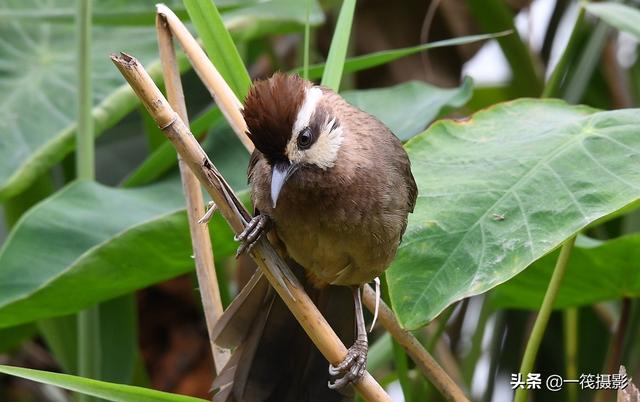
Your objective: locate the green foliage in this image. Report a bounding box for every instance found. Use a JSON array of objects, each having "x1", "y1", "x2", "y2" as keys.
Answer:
[
  {"x1": 0, "y1": 365, "x2": 208, "y2": 402},
  {"x1": 320, "y1": 0, "x2": 356, "y2": 90},
  {"x1": 0, "y1": 179, "x2": 246, "y2": 327},
  {"x1": 492, "y1": 234, "x2": 640, "y2": 309},
  {"x1": 584, "y1": 2, "x2": 640, "y2": 40},
  {"x1": 387, "y1": 99, "x2": 640, "y2": 329},
  {"x1": 342, "y1": 78, "x2": 473, "y2": 141}
]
